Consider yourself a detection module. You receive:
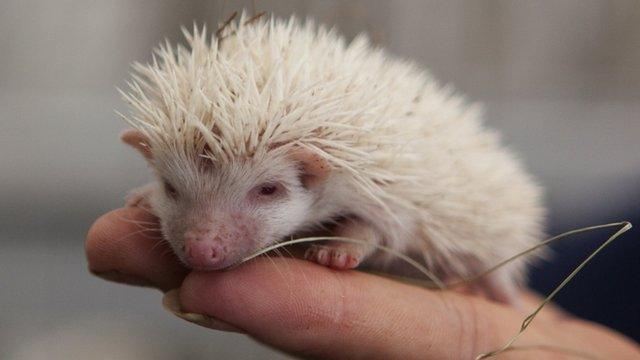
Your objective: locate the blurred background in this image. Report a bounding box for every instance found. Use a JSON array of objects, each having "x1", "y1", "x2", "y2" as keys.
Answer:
[{"x1": 1, "y1": 1, "x2": 639, "y2": 359}]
